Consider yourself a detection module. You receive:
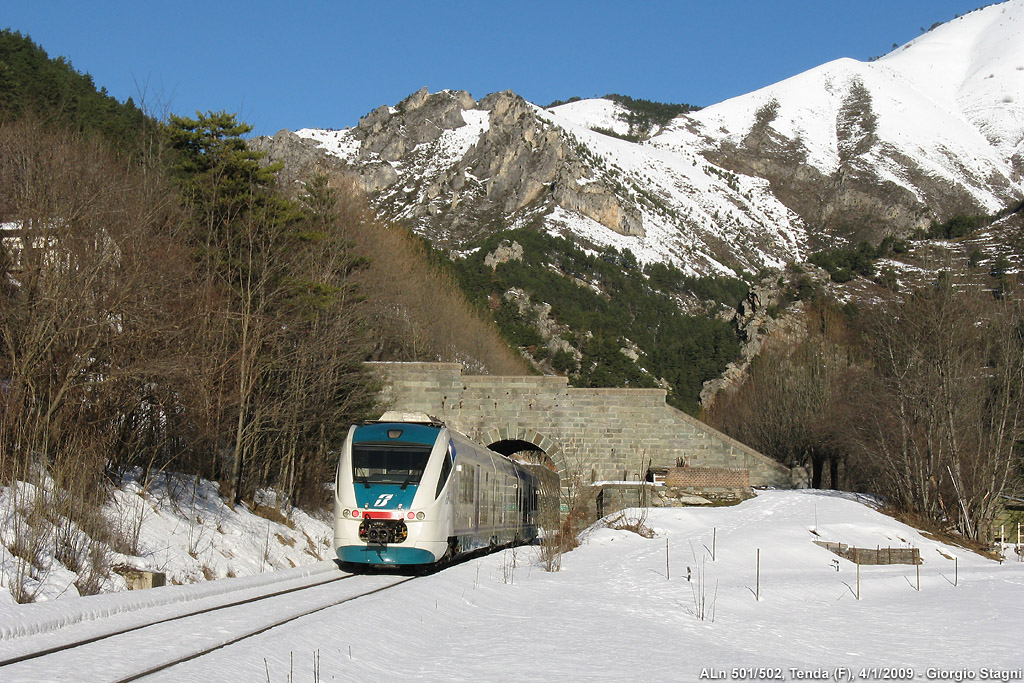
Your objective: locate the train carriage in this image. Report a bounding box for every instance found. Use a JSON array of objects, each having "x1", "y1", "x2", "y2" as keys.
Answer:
[{"x1": 333, "y1": 412, "x2": 553, "y2": 566}]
